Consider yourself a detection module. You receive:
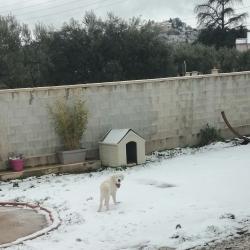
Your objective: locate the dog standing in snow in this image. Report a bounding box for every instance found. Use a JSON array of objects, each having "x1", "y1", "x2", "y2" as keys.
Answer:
[{"x1": 98, "y1": 174, "x2": 124, "y2": 212}]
